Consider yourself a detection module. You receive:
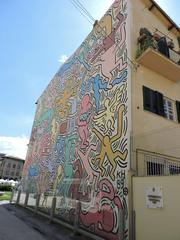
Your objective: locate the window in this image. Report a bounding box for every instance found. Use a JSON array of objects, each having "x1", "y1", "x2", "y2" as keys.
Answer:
[
  {"x1": 143, "y1": 86, "x2": 178, "y2": 122},
  {"x1": 17, "y1": 164, "x2": 21, "y2": 169},
  {"x1": 146, "y1": 161, "x2": 164, "y2": 176},
  {"x1": 143, "y1": 86, "x2": 164, "y2": 116},
  {"x1": 7, "y1": 163, "x2": 11, "y2": 168},
  {"x1": 12, "y1": 164, "x2": 16, "y2": 169},
  {"x1": 163, "y1": 98, "x2": 176, "y2": 121},
  {"x1": 169, "y1": 165, "x2": 180, "y2": 175}
]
